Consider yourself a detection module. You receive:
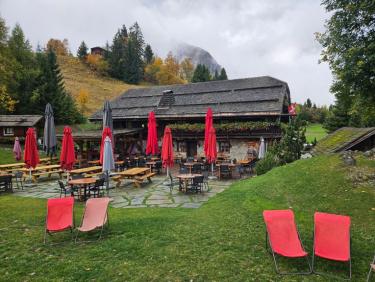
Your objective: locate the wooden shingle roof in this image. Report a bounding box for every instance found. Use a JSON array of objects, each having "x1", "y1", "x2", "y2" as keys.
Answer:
[
  {"x1": 90, "y1": 76, "x2": 291, "y2": 120},
  {"x1": 0, "y1": 115, "x2": 43, "y2": 127}
]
